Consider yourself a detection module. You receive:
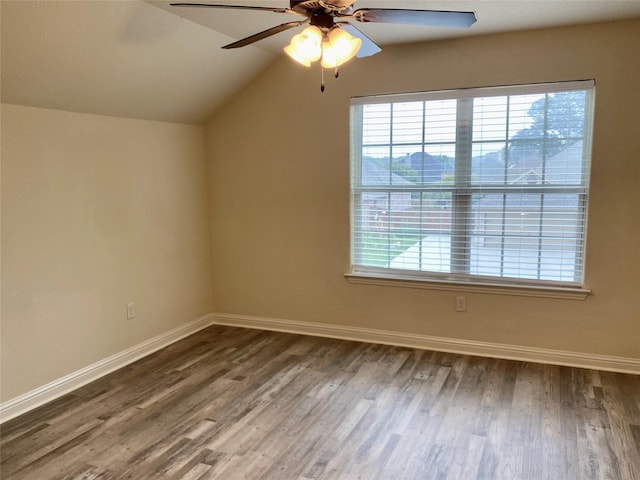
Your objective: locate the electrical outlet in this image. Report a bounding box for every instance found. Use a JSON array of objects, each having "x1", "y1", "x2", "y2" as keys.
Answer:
[
  {"x1": 455, "y1": 296, "x2": 467, "y2": 312},
  {"x1": 126, "y1": 302, "x2": 136, "y2": 320}
]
